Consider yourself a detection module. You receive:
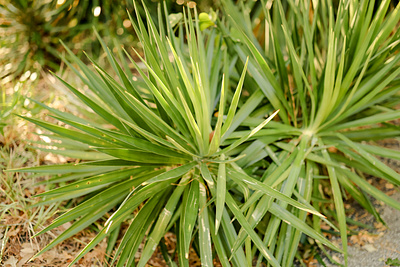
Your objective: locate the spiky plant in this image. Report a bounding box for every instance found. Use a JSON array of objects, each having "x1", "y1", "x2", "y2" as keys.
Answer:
[
  {"x1": 7, "y1": 3, "x2": 341, "y2": 267},
  {"x1": 0, "y1": 0, "x2": 136, "y2": 84},
  {"x1": 217, "y1": 0, "x2": 400, "y2": 265},
  {"x1": 0, "y1": 0, "x2": 86, "y2": 81}
]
